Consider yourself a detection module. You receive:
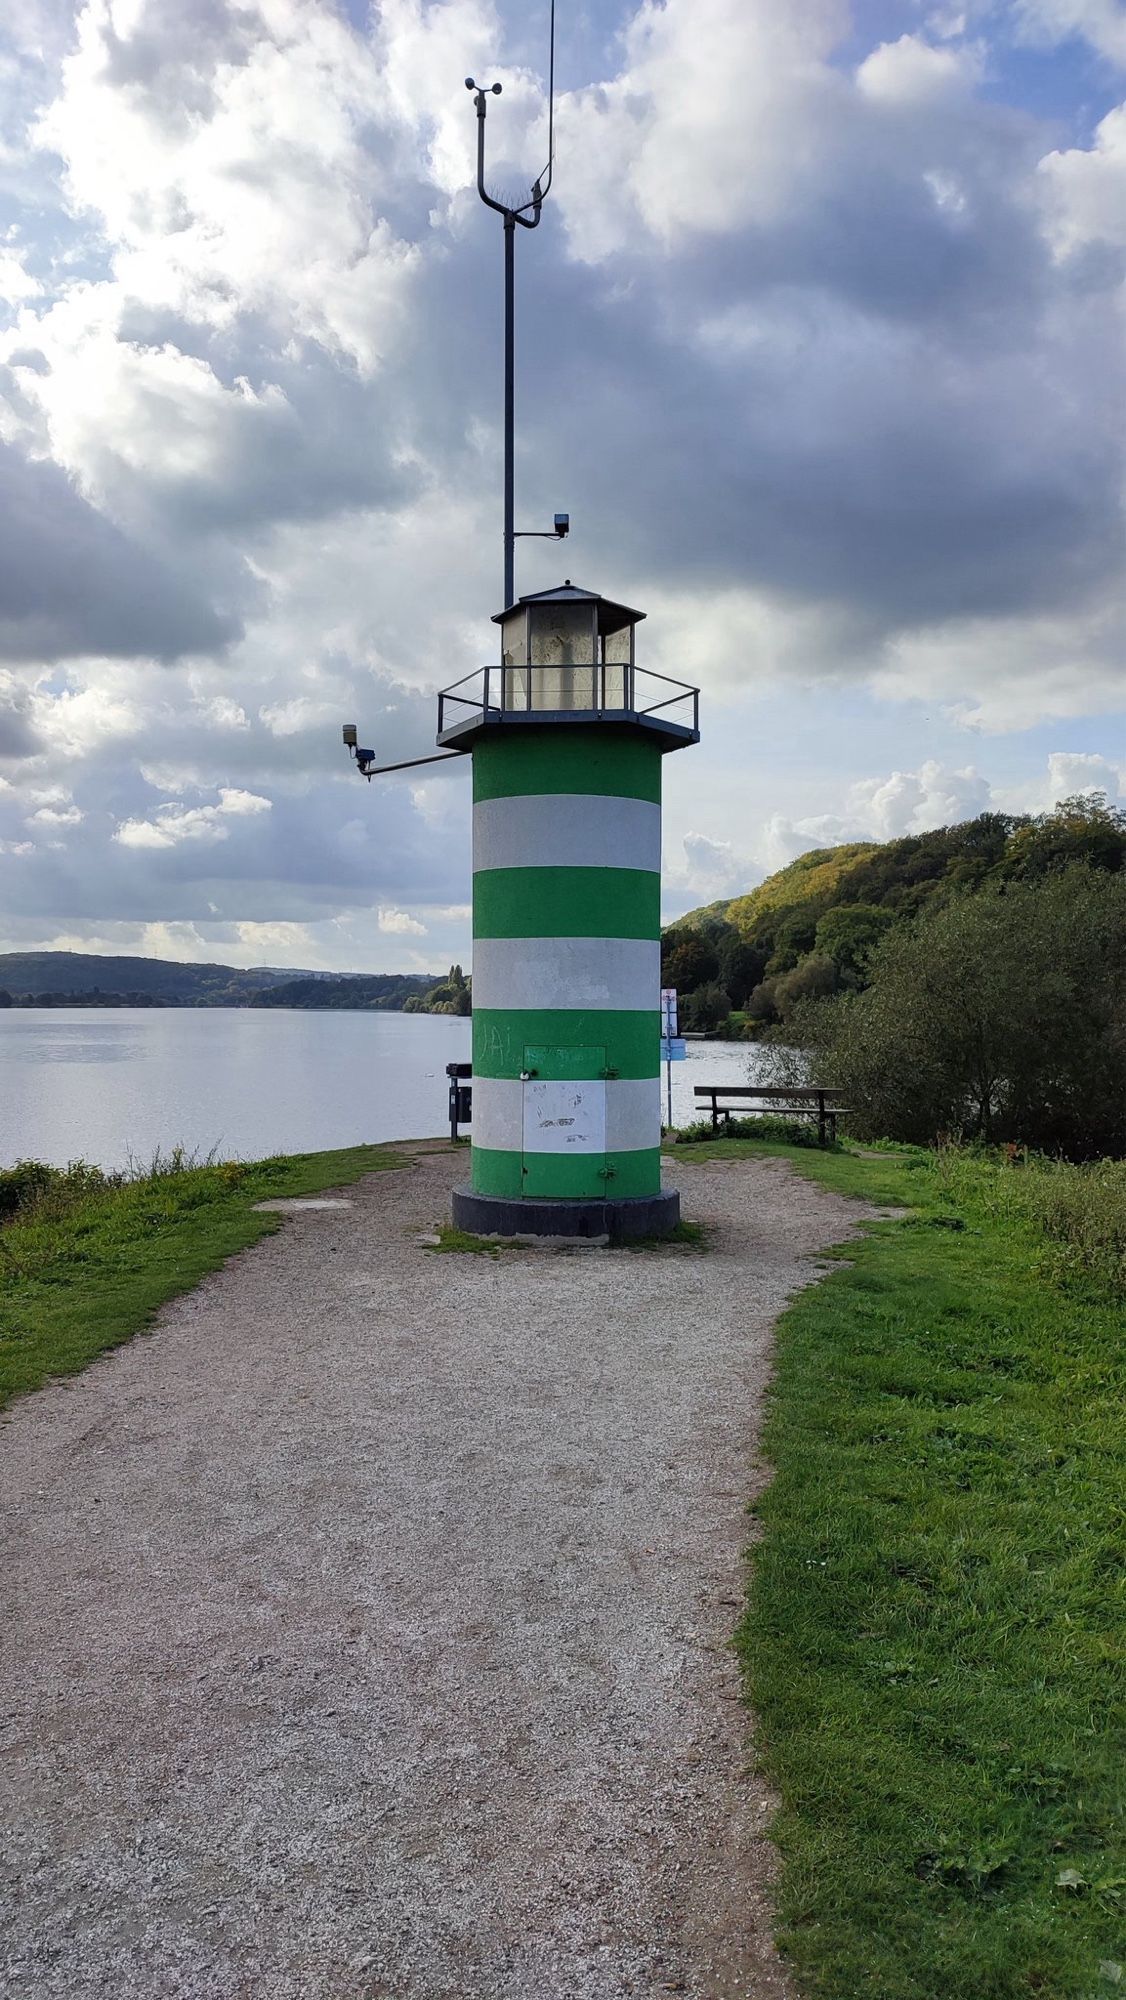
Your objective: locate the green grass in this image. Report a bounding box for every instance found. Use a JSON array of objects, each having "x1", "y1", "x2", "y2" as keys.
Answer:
[
  {"x1": 0, "y1": 1144, "x2": 406, "y2": 1408},
  {"x1": 714, "y1": 1138, "x2": 1125, "y2": 1999},
  {"x1": 622, "y1": 1217, "x2": 709, "y2": 1250}
]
